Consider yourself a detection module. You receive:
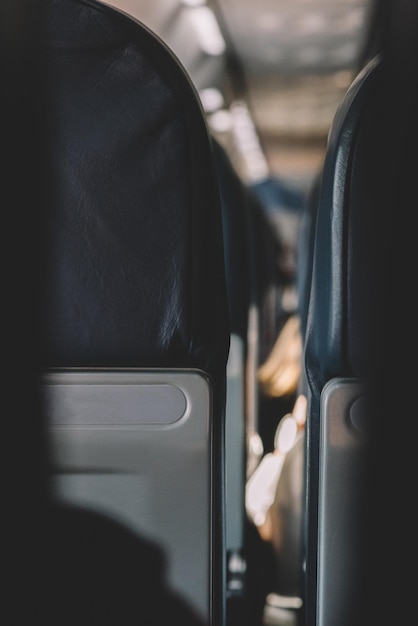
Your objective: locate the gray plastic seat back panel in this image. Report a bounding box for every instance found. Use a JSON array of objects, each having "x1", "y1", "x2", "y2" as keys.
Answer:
[
  {"x1": 44, "y1": 368, "x2": 213, "y2": 621},
  {"x1": 317, "y1": 378, "x2": 368, "y2": 626}
]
